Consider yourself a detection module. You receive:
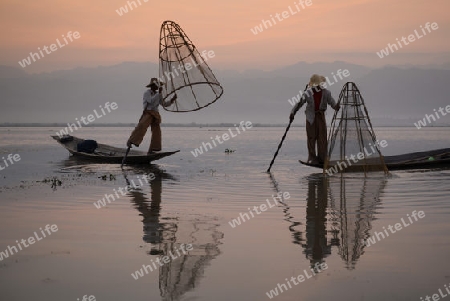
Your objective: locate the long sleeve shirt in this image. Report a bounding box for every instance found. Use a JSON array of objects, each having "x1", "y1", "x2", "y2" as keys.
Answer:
[
  {"x1": 291, "y1": 88, "x2": 338, "y2": 124},
  {"x1": 143, "y1": 89, "x2": 172, "y2": 111}
]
